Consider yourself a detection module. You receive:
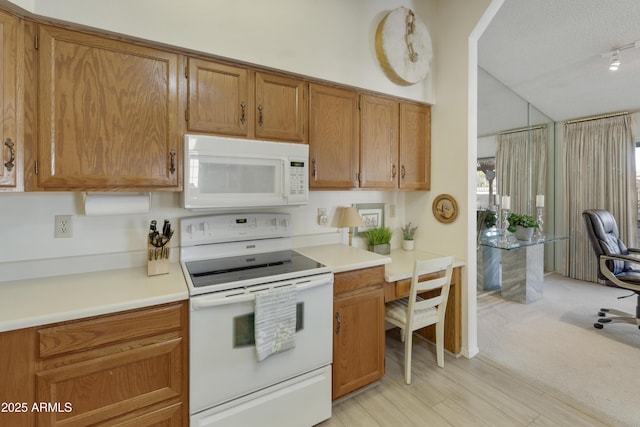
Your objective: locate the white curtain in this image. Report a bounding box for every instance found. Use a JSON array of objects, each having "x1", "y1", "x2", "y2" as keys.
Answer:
[
  {"x1": 563, "y1": 114, "x2": 637, "y2": 282},
  {"x1": 496, "y1": 127, "x2": 547, "y2": 214}
]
